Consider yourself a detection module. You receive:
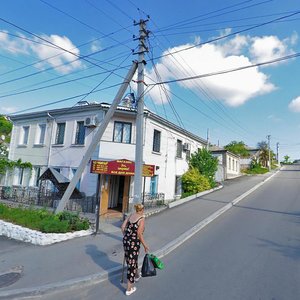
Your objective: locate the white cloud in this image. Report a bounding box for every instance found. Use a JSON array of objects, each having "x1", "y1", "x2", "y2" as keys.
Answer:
[
  {"x1": 0, "y1": 106, "x2": 17, "y2": 114},
  {"x1": 288, "y1": 96, "x2": 300, "y2": 112},
  {"x1": 147, "y1": 41, "x2": 275, "y2": 107},
  {"x1": 90, "y1": 40, "x2": 102, "y2": 53},
  {"x1": 0, "y1": 29, "x2": 83, "y2": 74},
  {"x1": 0, "y1": 31, "x2": 29, "y2": 54},
  {"x1": 267, "y1": 114, "x2": 282, "y2": 122},
  {"x1": 29, "y1": 35, "x2": 83, "y2": 74},
  {"x1": 249, "y1": 35, "x2": 294, "y2": 65}
]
